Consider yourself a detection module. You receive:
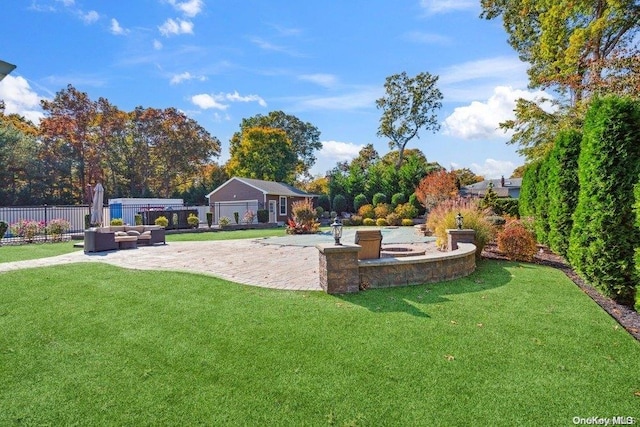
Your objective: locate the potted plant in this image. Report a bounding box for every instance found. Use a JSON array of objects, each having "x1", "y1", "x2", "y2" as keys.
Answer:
[
  {"x1": 134, "y1": 214, "x2": 143, "y2": 226},
  {"x1": 154, "y1": 216, "x2": 169, "y2": 227},
  {"x1": 110, "y1": 218, "x2": 124, "y2": 226},
  {"x1": 187, "y1": 213, "x2": 199, "y2": 228}
]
